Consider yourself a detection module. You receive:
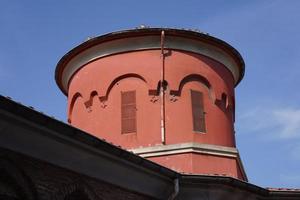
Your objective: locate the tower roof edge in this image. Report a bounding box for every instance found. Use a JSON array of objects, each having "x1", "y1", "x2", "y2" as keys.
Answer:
[{"x1": 55, "y1": 28, "x2": 245, "y2": 95}]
